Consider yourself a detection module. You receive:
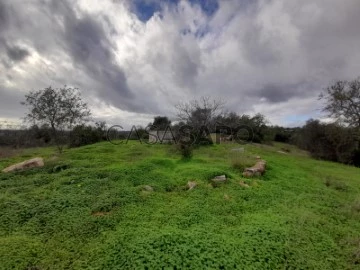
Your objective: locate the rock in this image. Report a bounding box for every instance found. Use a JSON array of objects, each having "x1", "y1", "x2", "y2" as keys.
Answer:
[
  {"x1": 211, "y1": 175, "x2": 227, "y2": 183},
  {"x1": 239, "y1": 181, "x2": 250, "y2": 188},
  {"x1": 2, "y1": 157, "x2": 44, "y2": 173},
  {"x1": 224, "y1": 194, "x2": 231, "y2": 200},
  {"x1": 255, "y1": 156, "x2": 261, "y2": 159},
  {"x1": 187, "y1": 181, "x2": 197, "y2": 190},
  {"x1": 211, "y1": 175, "x2": 227, "y2": 187},
  {"x1": 277, "y1": 151, "x2": 287, "y2": 154},
  {"x1": 52, "y1": 164, "x2": 69, "y2": 173},
  {"x1": 143, "y1": 185, "x2": 154, "y2": 192},
  {"x1": 243, "y1": 159, "x2": 267, "y2": 178}
]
